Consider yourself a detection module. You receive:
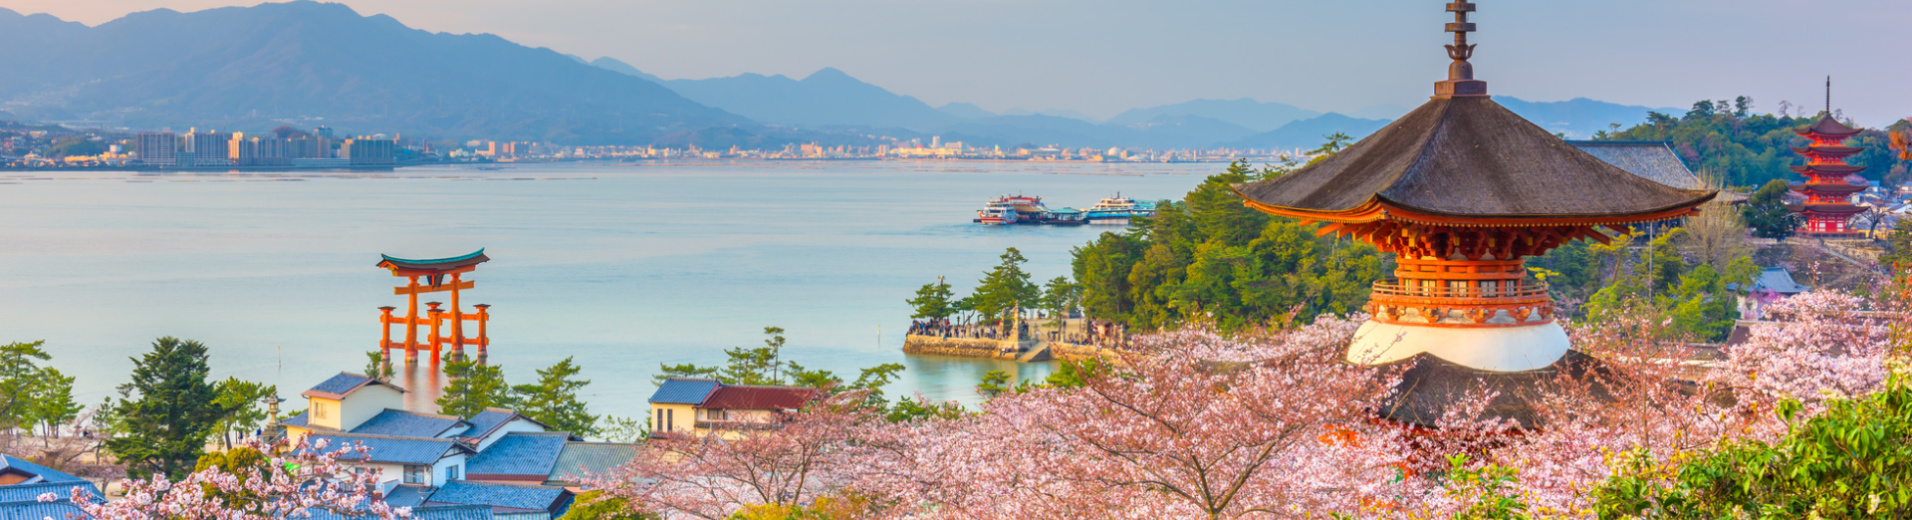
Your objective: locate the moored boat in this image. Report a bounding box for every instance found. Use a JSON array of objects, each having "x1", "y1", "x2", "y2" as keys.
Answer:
[{"x1": 1084, "y1": 194, "x2": 1155, "y2": 225}]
